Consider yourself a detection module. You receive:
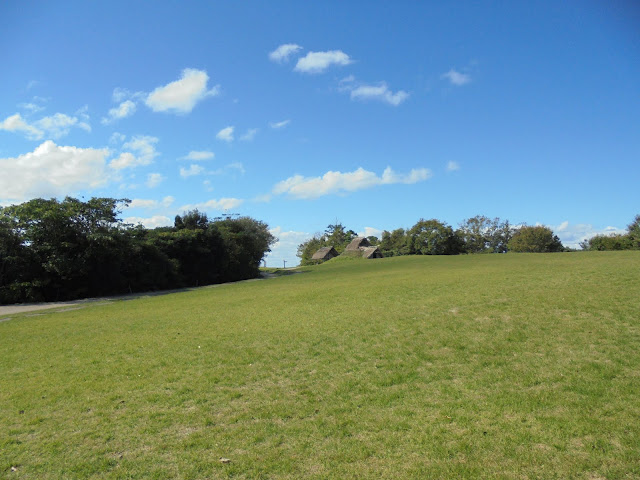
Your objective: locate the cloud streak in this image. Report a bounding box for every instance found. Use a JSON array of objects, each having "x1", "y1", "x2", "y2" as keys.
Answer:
[
  {"x1": 181, "y1": 150, "x2": 214, "y2": 161},
  {"x1": 0, "y1": 112, "x2": 90, "y2": 140},
  {"x1": 442, "y1": 69, "x2": 471, "y2": 86},
  {"x1": 269, "y1": 44, "x2": 303, "y2": 63},
  {"x1": 146, "y1": 68, "x2": 219, "y2": 113},
  {"x1": 101, "y1": 100, "x2": 136, "y2": 124},
  {"x1": 294, "y1": 50, "x2": 352, "y2": 74},
  {"x1": 273, "y1": 166, "x2": 431, "y2": 199},
  {"x1": 216, "y1": 126, "x2": 234, "y2": 142},
  {"x1": 179, "y1": 198, "x2": 244, "y2": 212}
]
